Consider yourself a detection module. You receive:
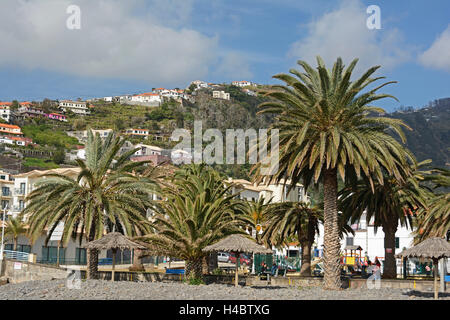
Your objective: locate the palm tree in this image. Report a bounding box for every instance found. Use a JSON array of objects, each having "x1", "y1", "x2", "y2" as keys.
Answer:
[
  {"x1": 416, "y1": 167, "x2": 450, "y2": 240},
  {"x1": 240, "y1": 196, "x2": 272, "y2": 244},
  {"x1": 252, "y1": 56, "x2": 415, "y2": 289},
  {"x1": 139, "y1": 164, "x2": 245, "y2": 280},
  {"x1": 338, "y1": 161, "x2": 430, "y2": 278},
  {"x1": 23, "y1": 130, "x2": 159, "y2": 279},
  {"x1": 5, "y1": 217, "x2": 28, "y2": 251},
  {"x1": 262, "y1": 201, "x2": 321, "y2": 276}
]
